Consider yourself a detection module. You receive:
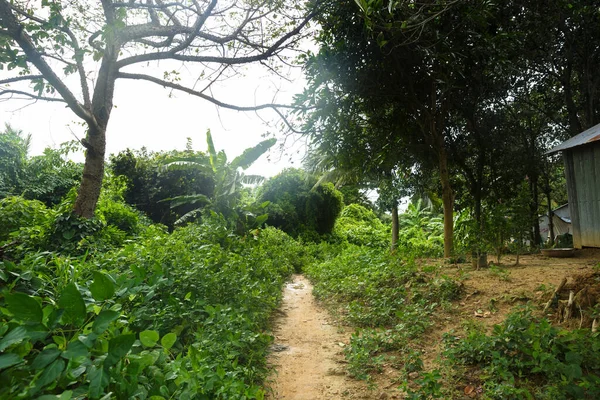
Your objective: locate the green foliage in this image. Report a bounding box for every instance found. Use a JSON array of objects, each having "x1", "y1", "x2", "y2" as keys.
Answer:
[
  {"x1": 0, "y1": 206, "x2": 302, "y2": 398},
  {"x1": 306, "y1": 244, "x2": 462, "y2": 380},
  {"x1": 333, "y1": 204, "x2": 389, "y2": 248},
  {"x1": 19, "y1": 144, "x2": 84, "y2": 207},
  {"x1": 0, "y1": 124, "x2": 29, "y2": 197},
  {"x1": 0, "y1": 125, "x2": 82, "y2": 206},
  {"x1": 258, "y1": 168, "x2": 344, "y2": 239},
  {"x1": 110, "y1": 146, "x2": 215, "y2": 230},
  {"x1": 397, "y1": 200, "x2": 444, "y2": 257},
  {"x1": 0, "y1": 197, "x2": 52, "y2": 244},
  {"x1": 444, "y1": 308, "x2": 600, "y2": 399},
  {"x1": 162, "y1": 130, "x2": 275, "y2": 230},
  {"x1": 455, "y1": 181, "x2": 533, "y2": 261}
]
